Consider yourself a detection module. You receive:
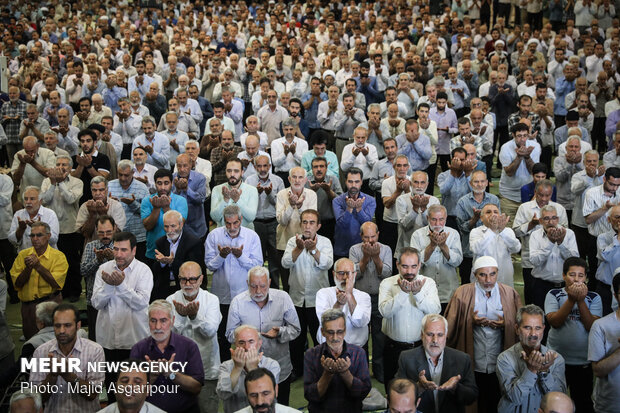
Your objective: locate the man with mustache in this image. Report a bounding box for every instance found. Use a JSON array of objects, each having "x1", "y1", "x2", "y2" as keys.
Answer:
[
  {"x1": 529, "y1": 205, "x2": 580, "y2": 310},
  {"x1": 410, "y1": 204, "x2": 463, "y2": 311},
  {"x1": 444, "y1": 256, "x2": 522, "y2": 413},
  {"x1": 497, "y1": 305, "x2": 566, "y2": 412},
  {"x1": 75, "y1": 176, "x2": 126, "y2": 245},
  {"x1": 226, "y1": 266, "x2": 301, "y2": 406},
  {"x1": 378, "y1": 247, "x2": 441, "y2": 387},
  {"x1": 173, "y1": 153, "x2": 207, "y2": 239},
  {"x1": 218, "y1": 325, "x2": 281, "y2": 413},
  {"x1": 396, "y1": 314, "x2": 478, "y2": 413},
  {"x1": 316, "y1": 258, "x2": 371, "y2": 349},
  {"x1": 211, "y1": 158, "x2": 259, "y2": 229},
  {"x1": 303, "y1": 308, "x2": 372, "y2": 413},
  {"x1": 29, "y1": 304, "x2": 104, "y2": 411},
  {"x1": 131, "y1": 116, "x2": 171, "y2": 170},
  {"x1": 151, "y1": 210, "x2": 203, "y2": 300},
  {"x1": 91, "y1": 231, "x2": 153, "y2": 402},
  {"x1": 239, "y1": 368, "x2": 299, "y2": 413},
  {"x1": 80, "y1": 215, "x2": 116, "y2": 341},
  {"x1": 166, "y1": 261, "x2": 222, "y2": 413},
  {"x1": 130, "y1": 299, "x2": 204, "y2": 413}
]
